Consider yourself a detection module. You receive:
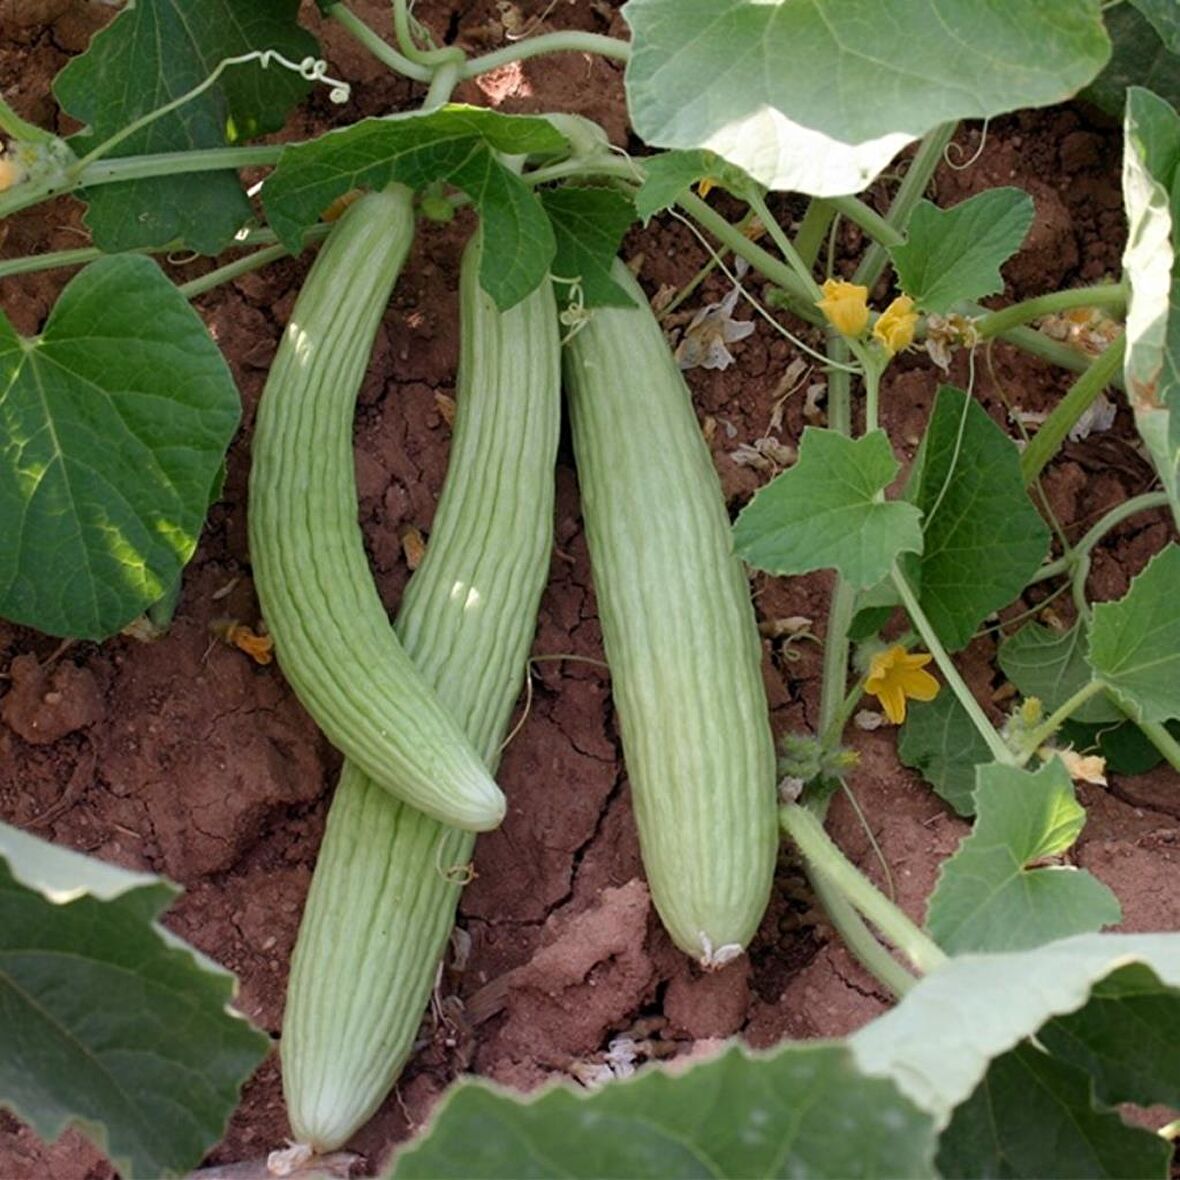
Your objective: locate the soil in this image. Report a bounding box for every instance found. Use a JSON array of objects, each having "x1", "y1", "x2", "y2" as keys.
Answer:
[{"x1": 1, "y1": 3, "x2": 1178, "y2": 1178}]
